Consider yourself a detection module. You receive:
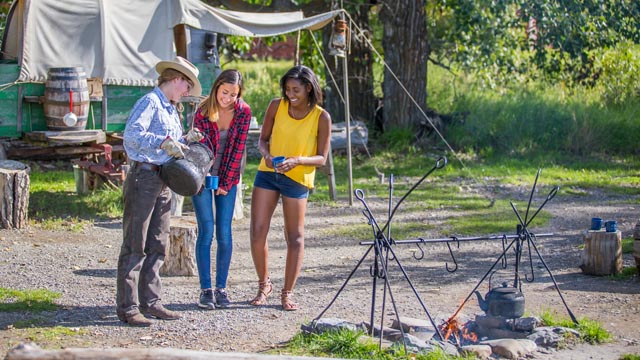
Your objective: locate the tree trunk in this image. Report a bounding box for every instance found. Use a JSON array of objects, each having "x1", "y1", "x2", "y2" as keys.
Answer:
[
  {"x1": 379, "y1": 0, "x2": 428, "y2": 130},
  {"x1": 324, "y1": 4, "x2": 376, "y2": 131}
]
